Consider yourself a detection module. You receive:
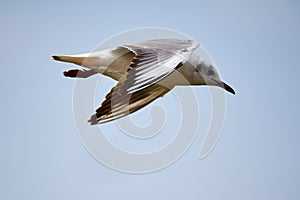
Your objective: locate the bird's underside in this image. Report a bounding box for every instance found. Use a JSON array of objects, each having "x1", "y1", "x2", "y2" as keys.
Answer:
[{"x1": 52, "y1": 39, "x2": 199, "y2": 124}]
